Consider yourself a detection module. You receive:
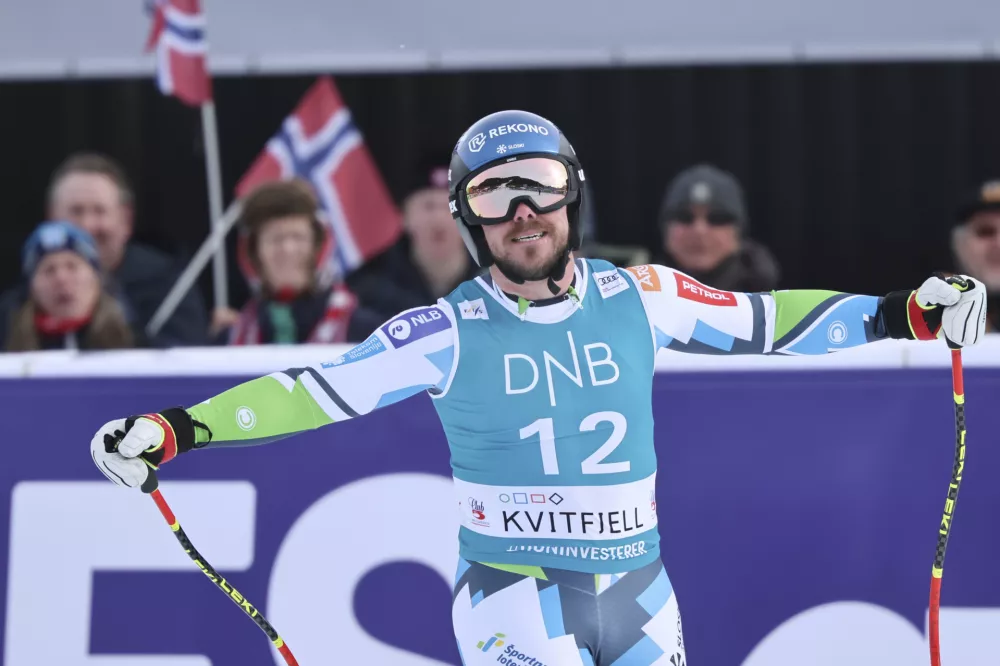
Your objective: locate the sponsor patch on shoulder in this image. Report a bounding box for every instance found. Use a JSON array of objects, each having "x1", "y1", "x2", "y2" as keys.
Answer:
[
  {"x1": 321, "y1": 335, "x2": 386, "y2": 368},
  {"x1": 380, "y1": 306, "x2": 451, "y2": 348},
  {"x1": 626, "y1": 265, "x2": 662, "y2": 292},
  {"x1": 594, "y1": 269, "x2": 630, "y2": 299},
  {"x1": 674, "y1": 273, "x2": 737, "y2": 306},
  {"x1": 458, "y1": 298, "x2": 489, "y2": 320}
]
